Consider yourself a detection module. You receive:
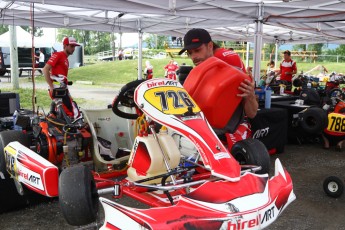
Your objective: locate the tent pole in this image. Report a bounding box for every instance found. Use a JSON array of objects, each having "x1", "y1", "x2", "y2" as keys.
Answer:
[
  {"x1": 9, "y1": 25, "x2": 19, "y2": 89},
  {"x1": 275, "y1": 42, "x2": 279, "y2": 69},
  {"x1": 253, "y1": 2, "x2": 264, "y2": 84},
  {"x1": 246, "y1": 42, "x2": 250, "y2": 69},
  {"x1": 137, "y1": 19, "x2": 143, "y2": 80},
  {"x1": 112, "y1": 32, "x2": 115, "y2": 61}
]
